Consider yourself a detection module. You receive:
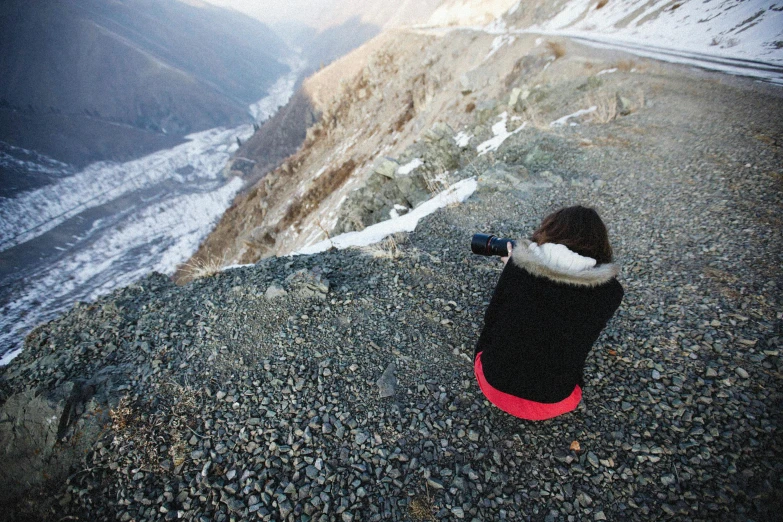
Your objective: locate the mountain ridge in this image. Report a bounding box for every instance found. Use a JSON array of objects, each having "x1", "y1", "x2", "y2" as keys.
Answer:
[{"x1": 0, "y1": 0, "x2": 292, "y2": 167}]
